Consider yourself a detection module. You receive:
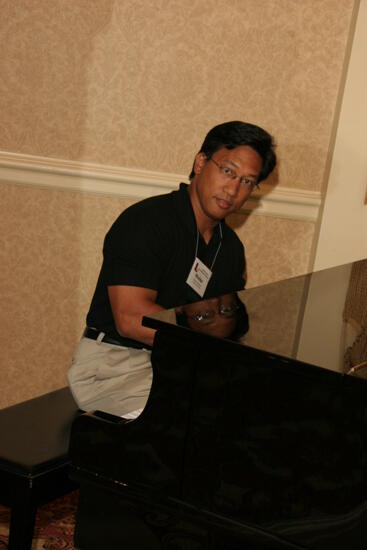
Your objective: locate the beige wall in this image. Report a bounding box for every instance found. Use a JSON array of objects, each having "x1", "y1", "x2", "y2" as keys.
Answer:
[
  {"x1": 0, "y1": 0, "x2": 354, "y2": 188},
  {"x1": 0, "y1": 0, "x2": 357, "y2": 408},
  {"x1": 314, "y1": 0, "x2": 367, "y2": 270}
]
